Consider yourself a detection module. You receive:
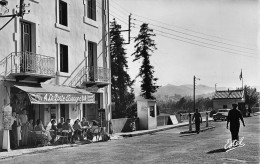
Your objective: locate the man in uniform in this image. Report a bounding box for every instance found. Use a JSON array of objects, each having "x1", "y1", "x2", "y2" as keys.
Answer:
[
  {"x1": 226, "y1": 103, "x2": 245, "y2": 145},
  {"x1": 192, "y1": 109, "x2": 202, "y2": 134}
]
